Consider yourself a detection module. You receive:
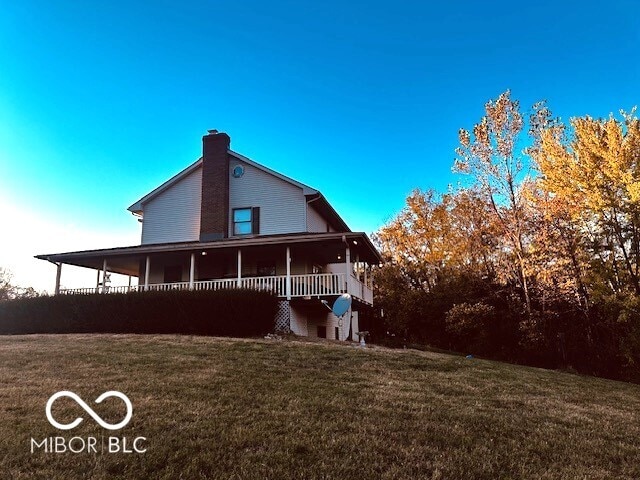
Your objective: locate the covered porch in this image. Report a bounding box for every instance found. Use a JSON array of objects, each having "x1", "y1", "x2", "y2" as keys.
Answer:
[{"x1": 36, "y1": 232, "x2": 379, "y2": 304}]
